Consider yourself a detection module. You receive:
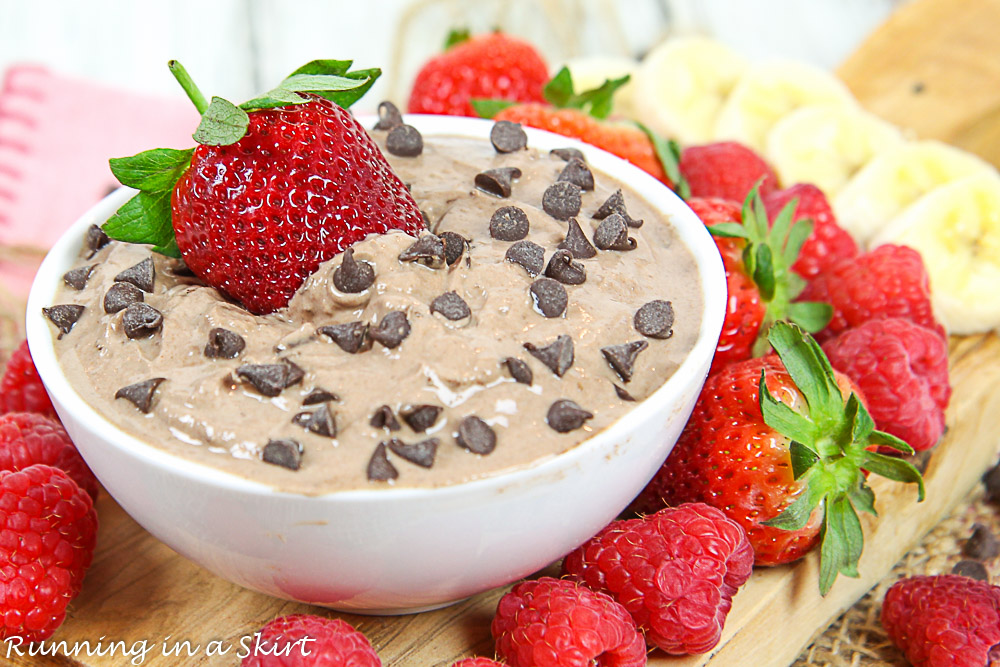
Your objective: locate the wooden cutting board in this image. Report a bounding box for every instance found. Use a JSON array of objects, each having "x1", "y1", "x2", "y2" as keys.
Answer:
[{"x1": 11, "y1": 0, "x2": 1000, "y2": 664}]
